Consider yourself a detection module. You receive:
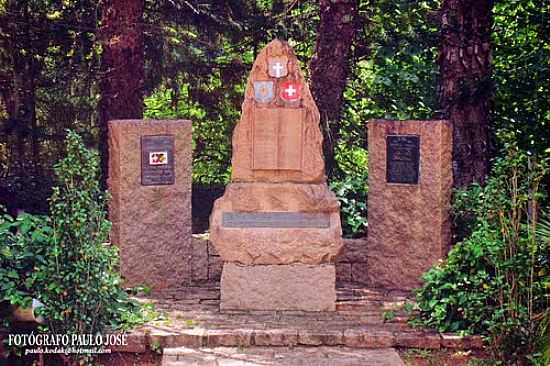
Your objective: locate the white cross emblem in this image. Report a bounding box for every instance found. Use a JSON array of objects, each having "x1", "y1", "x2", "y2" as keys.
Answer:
[
  {"x1": 272, "y1": 62, "x2": 284, "y2": 78},
  {"x1": 284, "y1": 84, "x2": 296, "y2": 97},
  {"x1": 268, "y1": 57, "x2": 288, "y2": 78}
]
